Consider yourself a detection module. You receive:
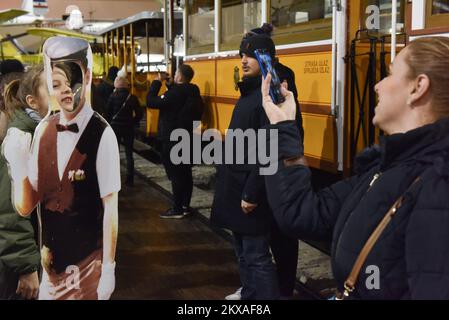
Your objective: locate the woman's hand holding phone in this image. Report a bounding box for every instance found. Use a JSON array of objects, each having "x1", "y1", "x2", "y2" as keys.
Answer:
[{"x1": 261, "y1": 73, "x2": 296, "y2": 124}]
